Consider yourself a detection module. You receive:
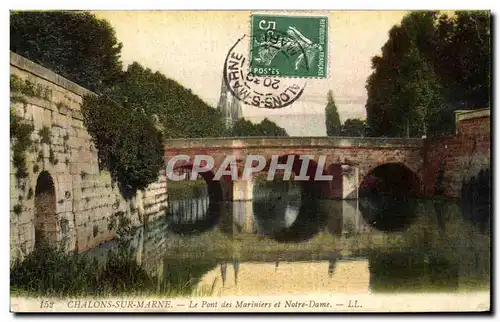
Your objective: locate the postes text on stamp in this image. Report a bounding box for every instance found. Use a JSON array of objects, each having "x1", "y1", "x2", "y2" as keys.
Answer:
[
  {"x1": 224, "y1": 35, "x2": 306, "y2": 109},
  {"x1": 250, "y1": 14, "x2": 328, "y2": 78}
]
